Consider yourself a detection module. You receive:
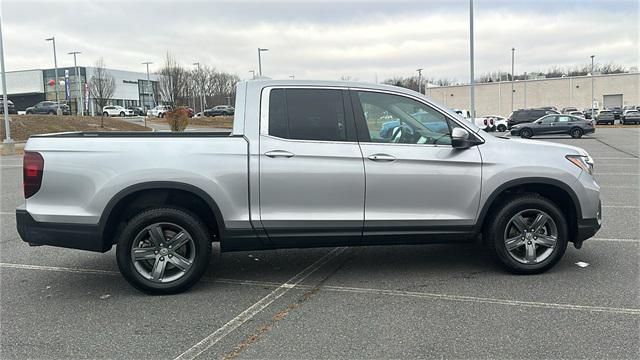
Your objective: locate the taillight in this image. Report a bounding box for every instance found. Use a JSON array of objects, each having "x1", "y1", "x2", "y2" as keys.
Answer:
[
  {"x1": 483, "y1": 119, "x2": 488, "y2": 125},
  {"x1": 490, "y1": 119, "x2": 495, "y2": 125},
  {"x1": 23, "y1": 151, "x2": 44, "y2": 199}
]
